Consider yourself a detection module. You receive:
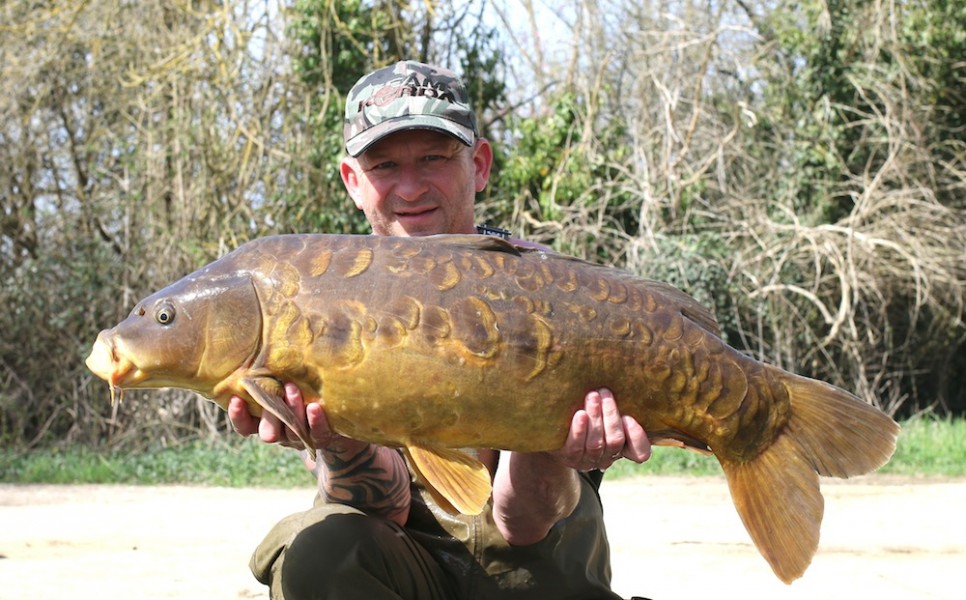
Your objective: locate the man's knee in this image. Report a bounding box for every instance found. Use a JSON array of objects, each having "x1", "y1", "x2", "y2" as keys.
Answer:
[
  {"x1": 281, "y1": 513, "x2": 424, "y2": 599},
  {"x1": 283, "y1": 513, "x2": 390, "y2": 579},
  {"x1": 253, "y1": 504, "x2": 449, "y2": 600},
  {"x1": 250, "y1": 503, "x2": 365, "y2": 588}
]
